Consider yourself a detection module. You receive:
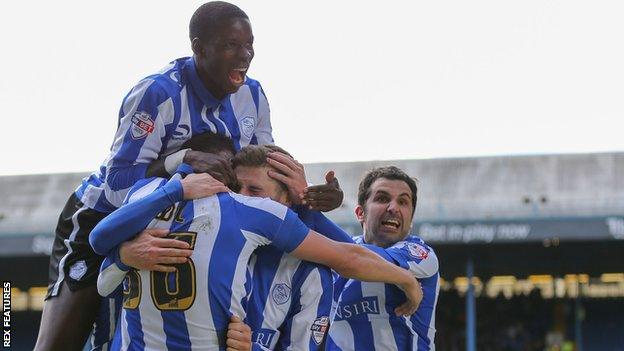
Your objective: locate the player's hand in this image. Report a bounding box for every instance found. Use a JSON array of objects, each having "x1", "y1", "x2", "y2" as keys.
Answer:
[
  {"x1": 184, "y1": 150, "x2": 237, "y2": 188},
  {"x1": 395, "y1": 278, "x2": 423, "y2": 317},
  {"x1": 301, "y1": 171, "x2": 344, "y2": 212},
  {"x1": 266, "y1": 152, "x2": 307, "y2": 205},
  {"x1": 180, "y1": 173, "x2": 229, "y2": 200},
  {"x1": 226, "y1": 315, "x2": 252, "y2": 351},
  {"x1": 119, "y1": 229, "x2": 193, "y2": 272}
]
